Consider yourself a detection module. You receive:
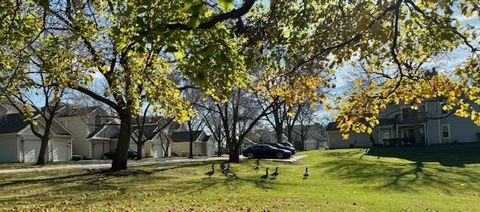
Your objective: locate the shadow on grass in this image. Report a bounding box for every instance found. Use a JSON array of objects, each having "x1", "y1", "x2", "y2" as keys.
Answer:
[
  {"x1": 367, "y1": 143, "x2": 480, "y2": 167},
  {"x1": 0, "y1": 159, "x2": 295, "y2": 209},
  {"x1": 0, "y1": 170, "x2": 104, "y2": 187},
  {"x1": 319, "y1": 145, "x2": 480, "y2": 192}
]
